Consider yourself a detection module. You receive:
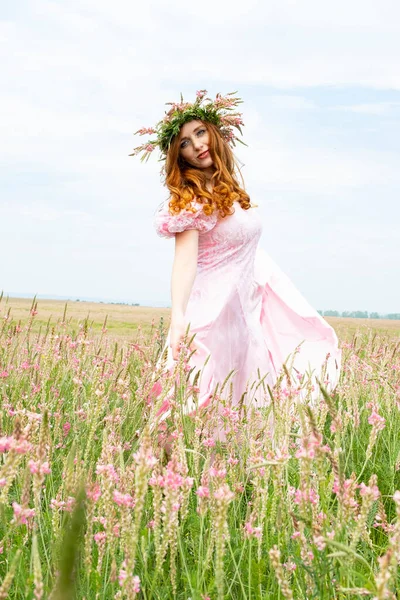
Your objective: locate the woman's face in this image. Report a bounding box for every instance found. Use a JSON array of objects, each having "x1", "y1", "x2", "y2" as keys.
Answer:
[{"x1": 178, "y1": 120, "x2": 213, "y2": 170}]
